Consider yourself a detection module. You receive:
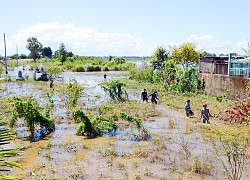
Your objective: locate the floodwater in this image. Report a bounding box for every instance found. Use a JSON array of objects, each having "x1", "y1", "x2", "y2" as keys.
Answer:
[{"x1": 1, "y1": 69, "x2": 250, "y2": 179}]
